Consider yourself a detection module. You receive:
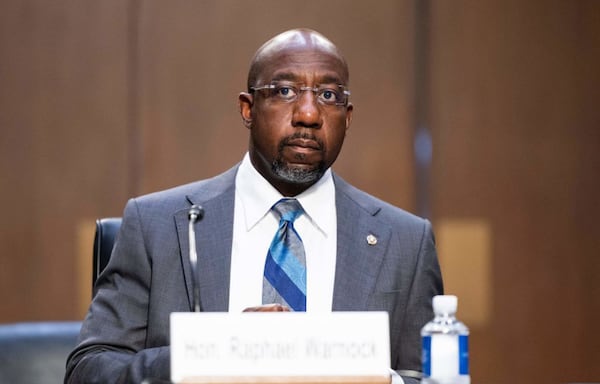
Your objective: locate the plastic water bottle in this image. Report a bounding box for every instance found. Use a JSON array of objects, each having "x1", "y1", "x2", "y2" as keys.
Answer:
[{"x1": 421, "y1": 295, "x2": 470, "y2": 384}]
